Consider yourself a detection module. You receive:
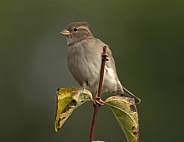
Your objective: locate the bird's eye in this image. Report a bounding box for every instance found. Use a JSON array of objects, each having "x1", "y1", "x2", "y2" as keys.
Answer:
[{"x1": 73, "y1": 28, "x2": 78, "y2": 32}]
